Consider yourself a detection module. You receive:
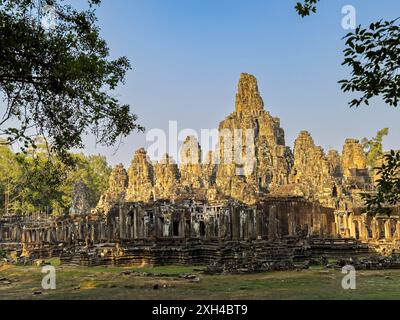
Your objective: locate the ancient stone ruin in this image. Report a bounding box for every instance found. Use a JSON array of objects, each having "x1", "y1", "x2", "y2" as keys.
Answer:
[{"x1": 1, "y1": 73, "x2": 399, "y2": 270}]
